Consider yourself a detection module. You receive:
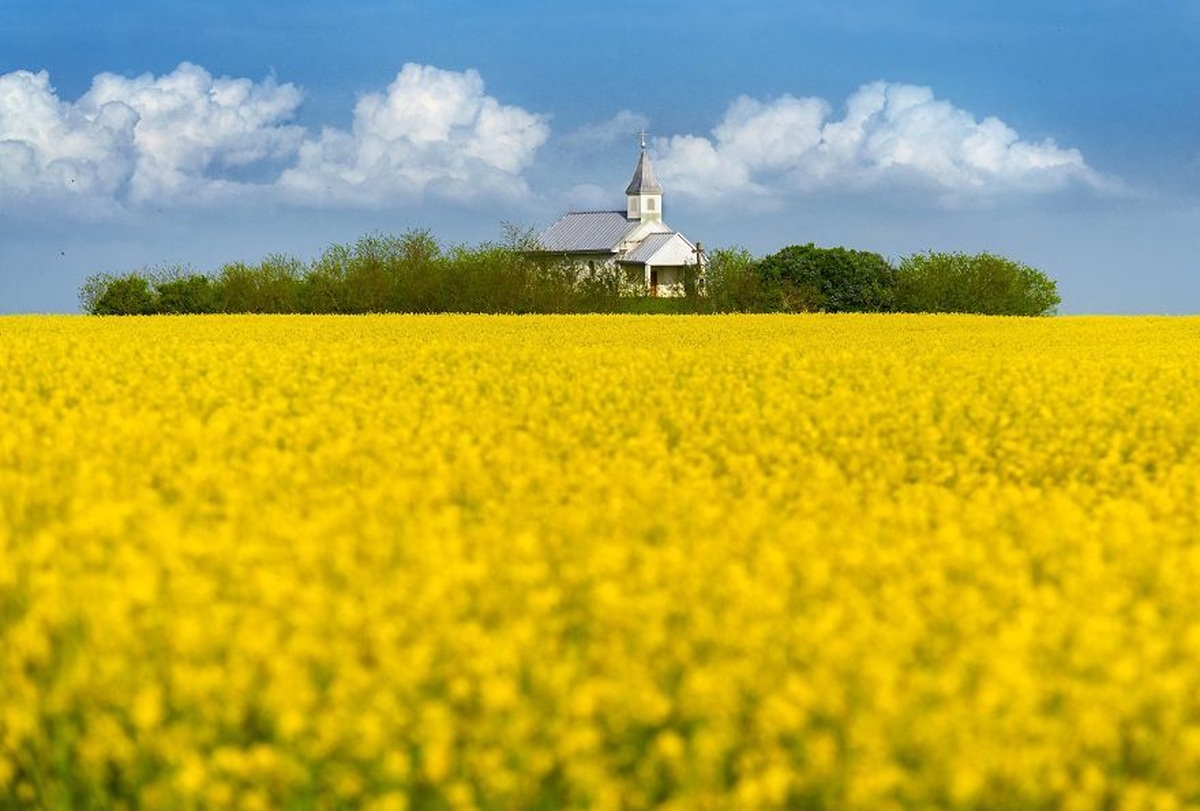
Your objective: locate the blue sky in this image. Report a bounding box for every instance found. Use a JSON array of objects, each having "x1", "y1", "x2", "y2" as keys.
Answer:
[{"x1": 2, "y1": 1, "x2": 1199, "y2": 313}]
